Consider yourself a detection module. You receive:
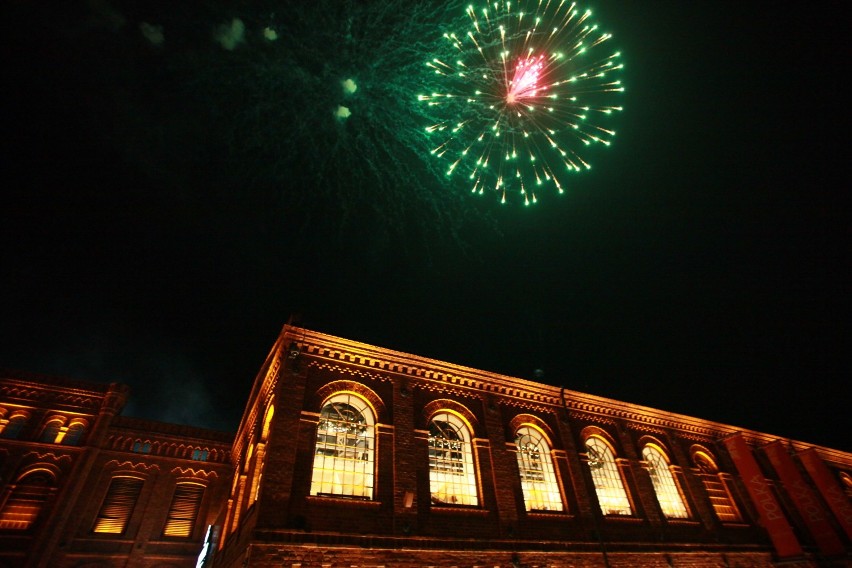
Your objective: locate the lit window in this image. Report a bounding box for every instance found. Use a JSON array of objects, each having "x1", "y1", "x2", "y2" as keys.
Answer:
[
  {"x1": 310, "y1": 393, "x2": 375, "y2": 498},
  {"x1": 192, "y1": 449, "x2": 209, "y2": 461},
  {"x1": 428, "y1": 412, "x2": 478, "y2": 506},
  {"x1": 92, "y1": 476, "x2": 144, "y2": 534},
  {"x1": 585, "y1": 436, "x2": 632, "y2": 516},
  {"x1": 63, "y1": 423, "x2": 86, "y2": 446},
  {"x1": 0, "y1": 470, "x2": 55, "y2": 530},
  {"x1": 642, "y1": 445, "x2": 688, "y2": 519},
  {"x1": 163, "y1": 482, "x2": 205, "y2": 538},
  {"x1": 1, "y1": 415, "x2": 28, "y2": 440},
  {"x1": 693, "y1": 451, "x2": 741, "y2": 522},
  {"x1": 515, "y1": 426, "x2": 563, "y2": 511}
]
